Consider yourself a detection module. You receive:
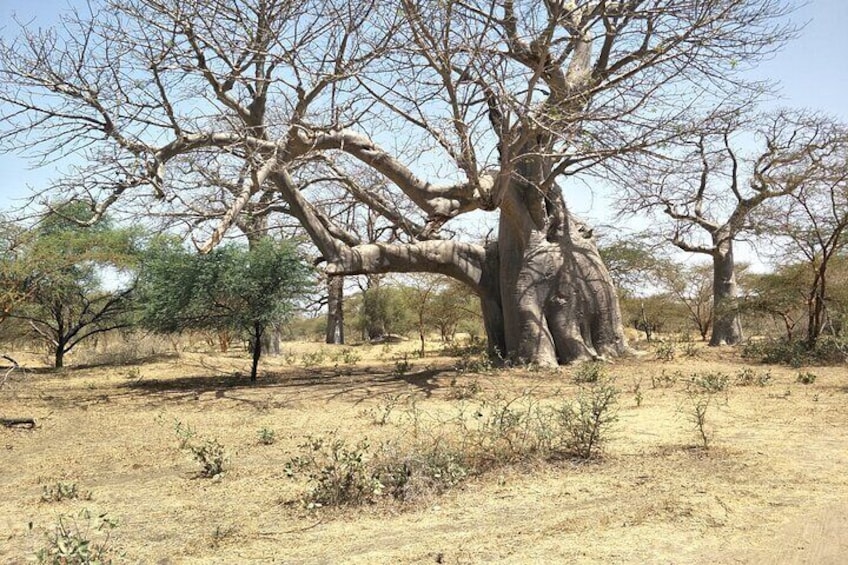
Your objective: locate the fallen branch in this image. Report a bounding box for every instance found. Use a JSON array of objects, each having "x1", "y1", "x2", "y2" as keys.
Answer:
[{"x1": 1, "y1": 417, "x2": 35, "y2": 429}]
